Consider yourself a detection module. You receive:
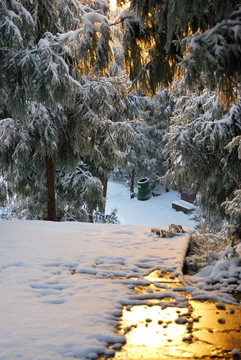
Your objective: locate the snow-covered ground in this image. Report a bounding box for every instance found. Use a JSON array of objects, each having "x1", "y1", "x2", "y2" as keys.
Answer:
[
  {"x1": 0, "y1": 180, "x2": 240, "y2": 359},
  {"x1": 105, "y1": 179, "x2": 199, "y2": 228},
  {"x1": 0, "y1": 221, "x2": 191, "y2": 359}
]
